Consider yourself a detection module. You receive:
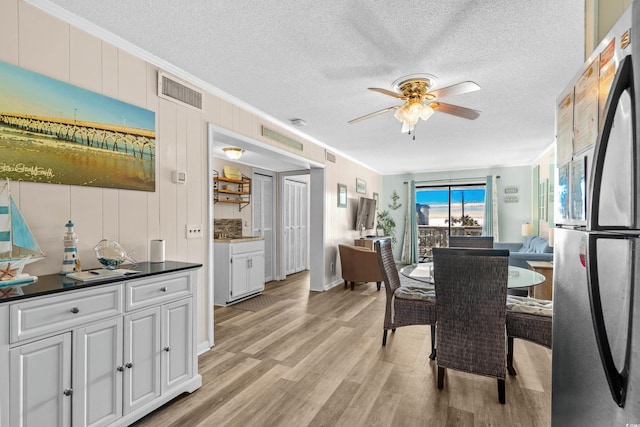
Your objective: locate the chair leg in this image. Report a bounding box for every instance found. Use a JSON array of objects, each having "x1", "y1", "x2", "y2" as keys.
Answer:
[
  {"x1": 437, "y1": 366, "x2": 445, "y2": 389},
  {"x1": 429, "y1": 325, "x2": 436, "y2": 360},
  {"x1": 376, "y1": 281, "x2": 381, "y2": 291},
  {"x1": 507, "y1": 336, "x2": 517, "y2": 376},
  {"x1": 498, "y1": 379, "x2": 506, "y2": 404},
  {"x1": 382, "y1": 329, "x2": 388, "y2": 346},
  {"x1": 351, "y1": 281, "x2": 355, "y2": 291},
  {"x1": 344, "y1": 280, "x2": 348, "y2": 288}
]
